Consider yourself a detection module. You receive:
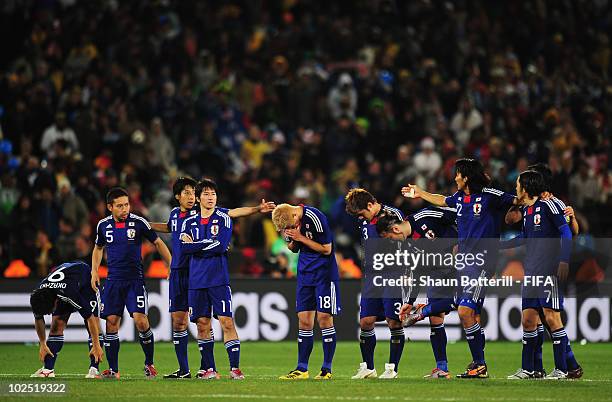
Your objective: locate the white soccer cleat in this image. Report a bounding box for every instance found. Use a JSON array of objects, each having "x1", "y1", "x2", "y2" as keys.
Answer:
[
  {"x1": 544, "y1": 369, "x2": 568, "y2": 380},
  {"x1": 31, "y1": 368, "x2": 55, "y2": 378},
  {"x1": 378, "y1": 363, "x2": 398, "y2": 379},
  {"x1": 351, "y1": 362, "x2": 377, "y2": 379},
  {"x1": 85, "y1": 367, "x2": 100, "y2": 379},
  {"x1": 507, "y1": 368, "x2": 533, "y2": 379}
]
